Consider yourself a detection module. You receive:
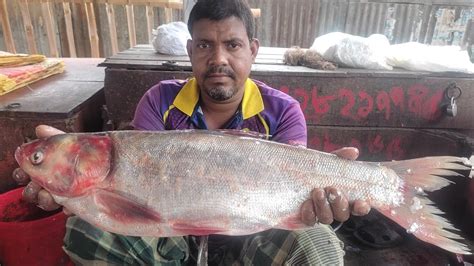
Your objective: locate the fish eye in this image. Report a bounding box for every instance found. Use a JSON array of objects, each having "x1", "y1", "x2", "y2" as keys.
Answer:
[{"x1": 30, "y1": 151, "x2": 44, "y2": 165}]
